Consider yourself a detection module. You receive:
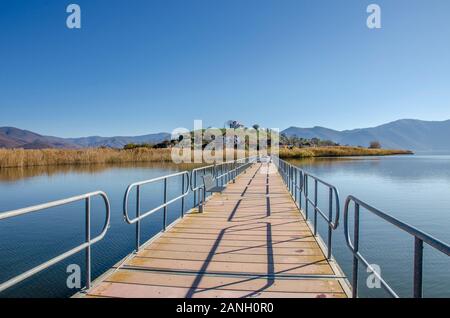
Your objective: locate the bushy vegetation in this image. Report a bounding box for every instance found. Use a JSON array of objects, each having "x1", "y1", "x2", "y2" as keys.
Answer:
[
  {"x1": 280, "y1": 134, "x2": 339, "y2": 148},
  {"x1": 123, "y1": 143, "x2": 153, "y2": 150},
  {"x1": 123, "y1": 140, "x2": 176, "y2": 150},
  {"x1": 369, "y1": 141, "x2": 382, "y2": 149}
]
